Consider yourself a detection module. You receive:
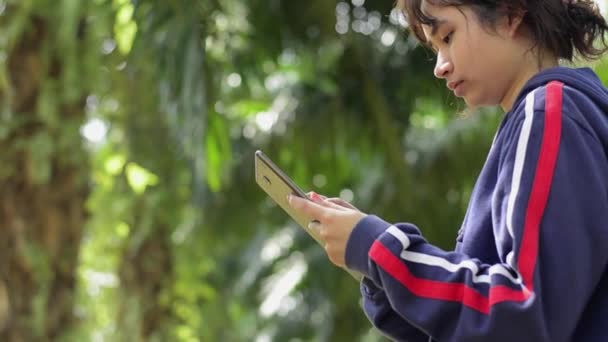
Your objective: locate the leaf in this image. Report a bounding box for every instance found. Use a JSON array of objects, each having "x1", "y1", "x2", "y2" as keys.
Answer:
[
  {"x1": 231, "y1": 99, "x2": 272, "y2": 118},
  {"x1": 114, "y1": 0, "x2": 138, "y2": 54},
  {"x1": 125, "y1": 162, "x2": 159, "y2": 194},
  {"x1": 104, "y1": 153, "x2": 126, "y2": 175},
  {"x1": 205, "y1": 113, "x2": 232, "y2": 192}
]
